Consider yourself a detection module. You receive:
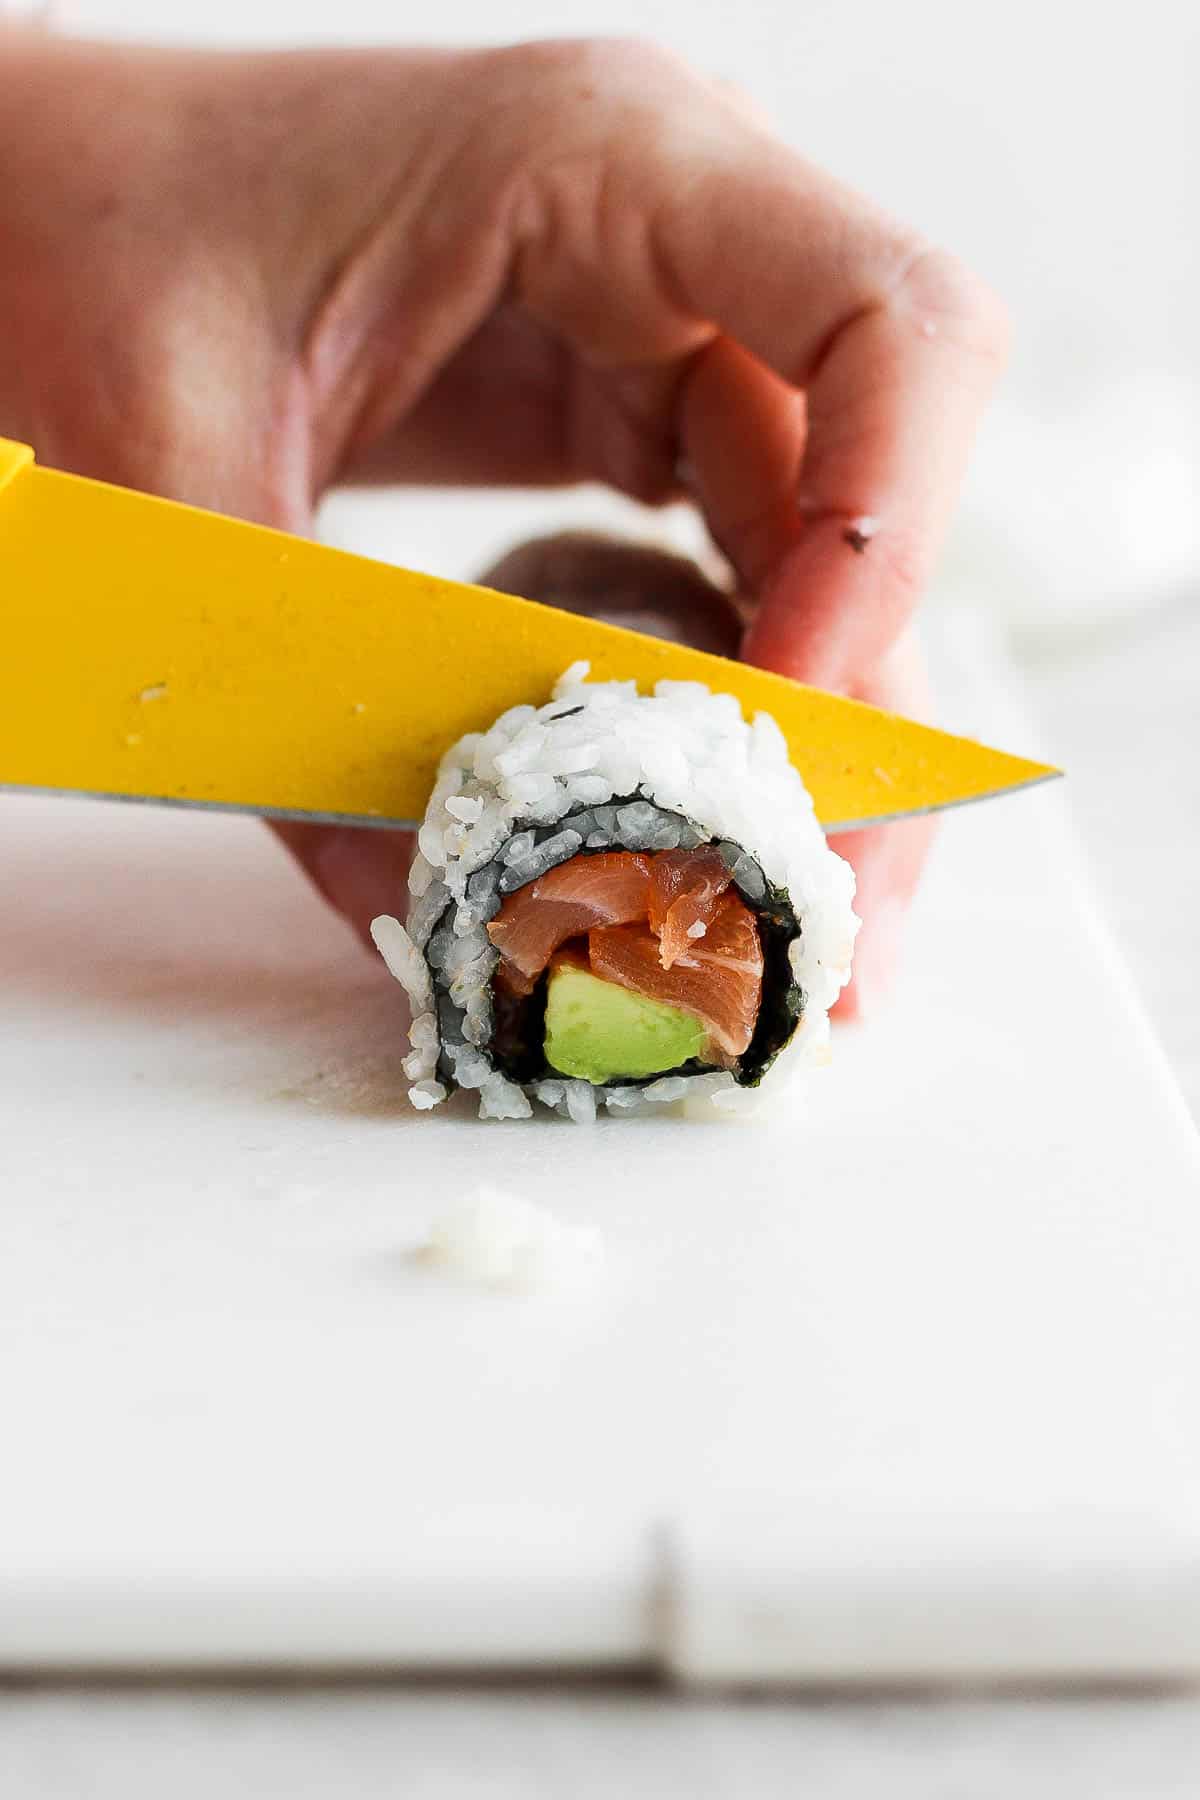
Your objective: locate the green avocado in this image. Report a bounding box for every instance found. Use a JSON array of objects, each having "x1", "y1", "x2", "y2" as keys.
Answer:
[{"x1": 543, "y1": 961, "x2": 706, "y2": 1085}]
